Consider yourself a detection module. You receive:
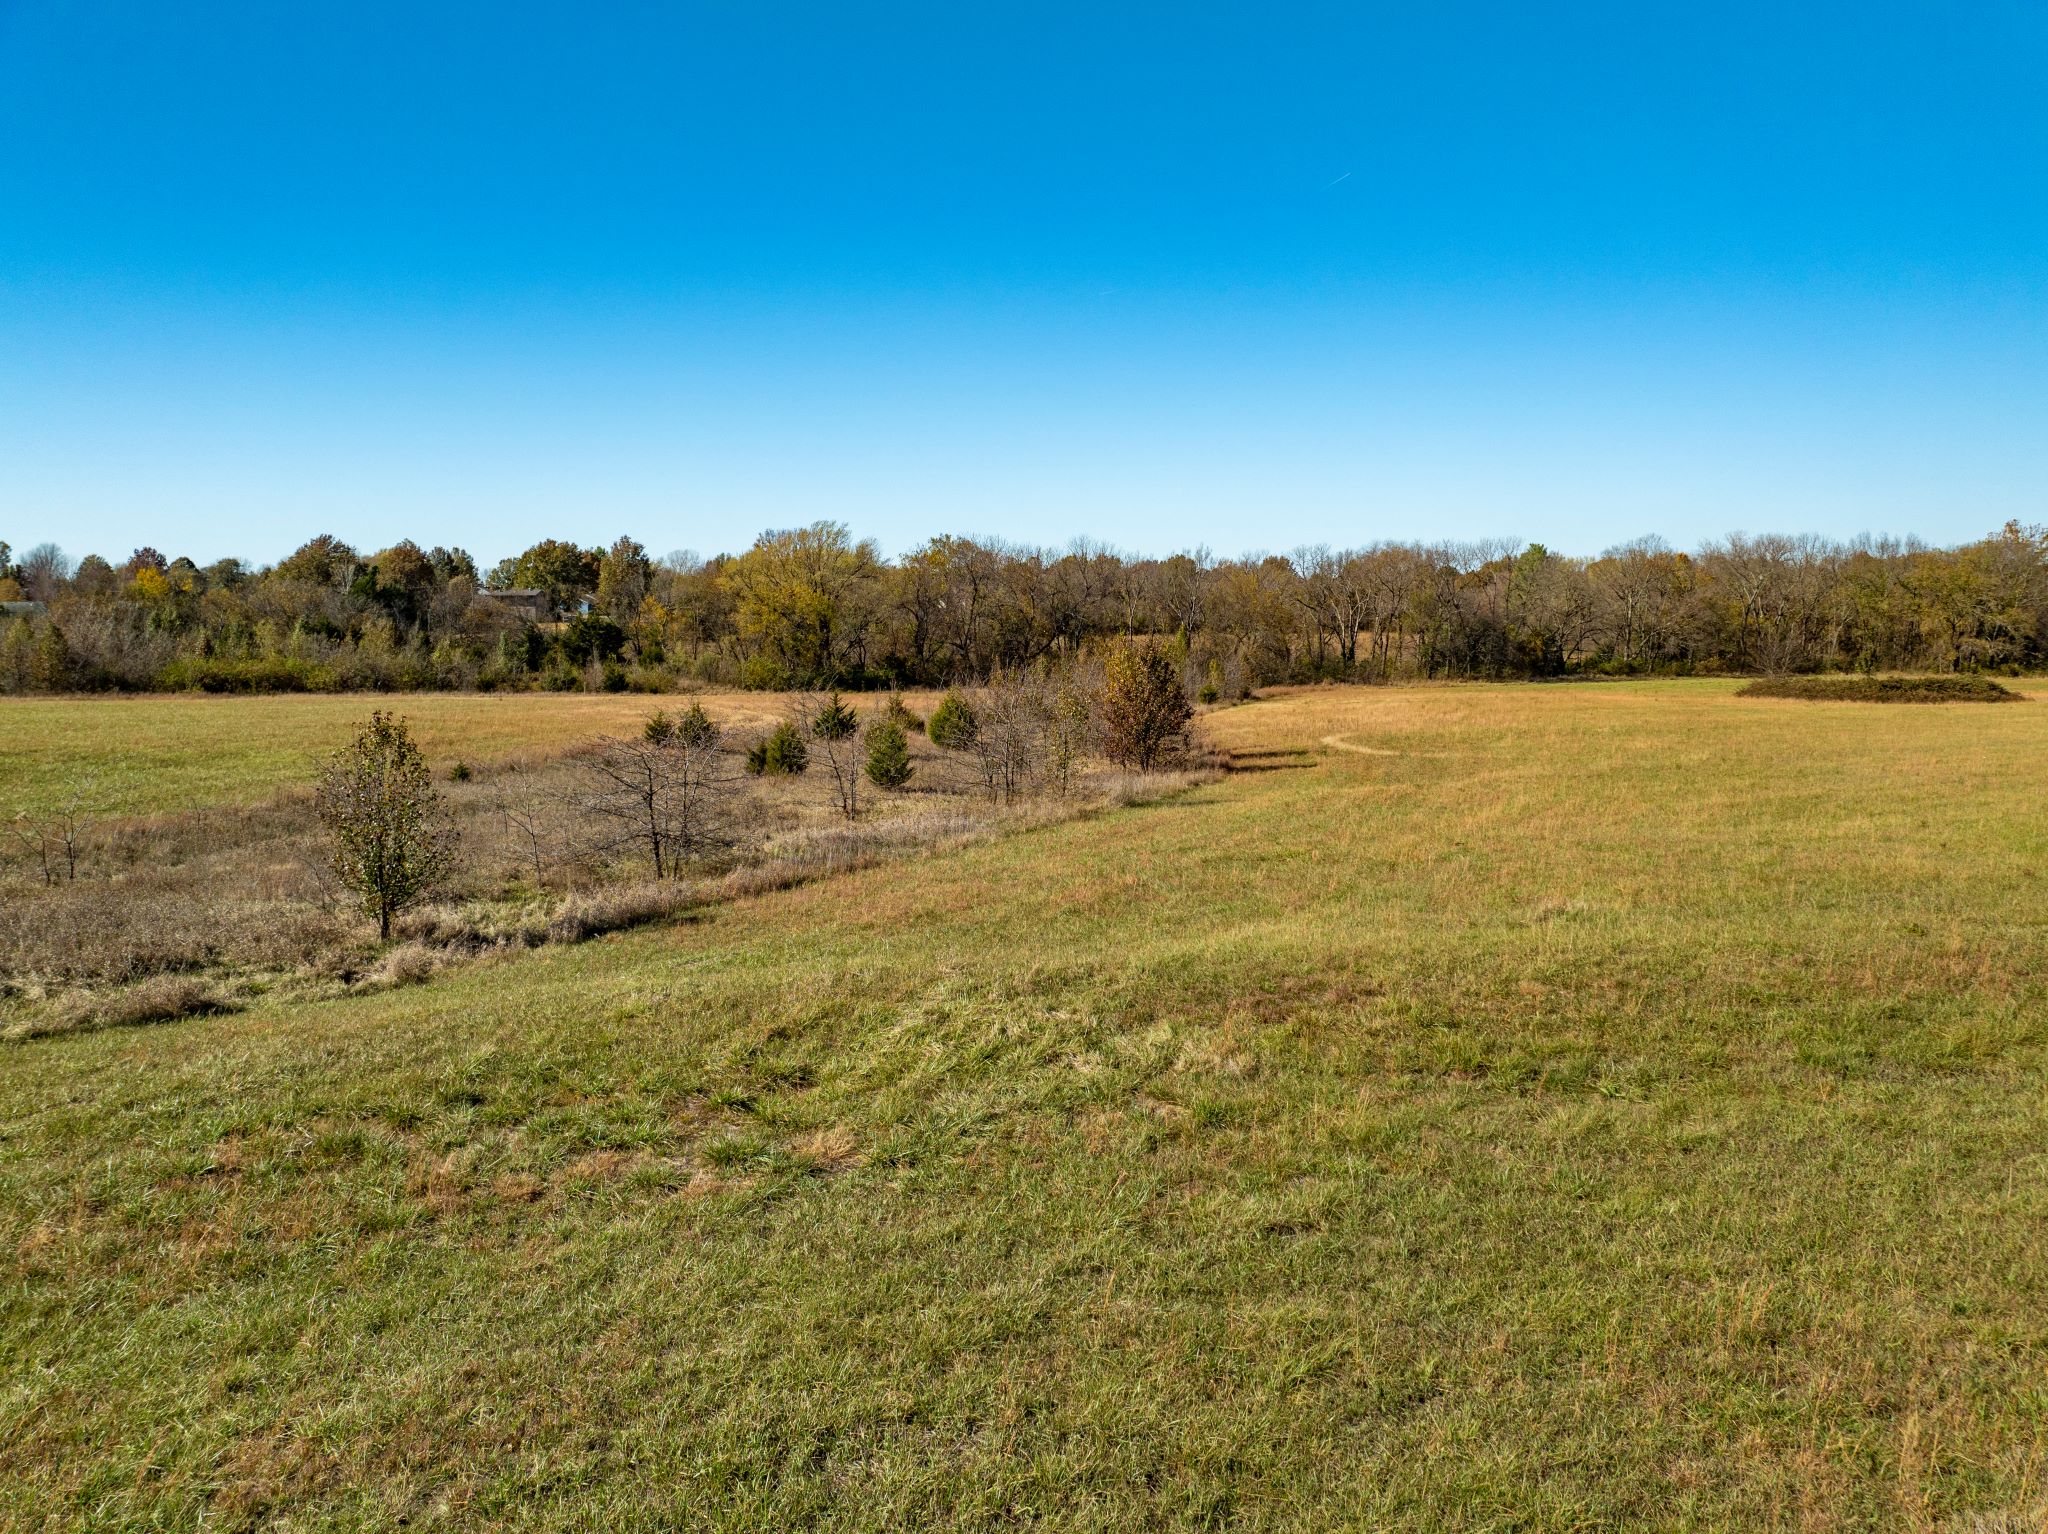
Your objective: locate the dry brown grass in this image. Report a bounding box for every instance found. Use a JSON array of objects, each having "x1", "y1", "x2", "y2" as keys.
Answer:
[
  {"x1": 1, "y1": 692, "x2": 1204, "y2": 1026},
  {"x1": 4, "y1": 973, "x2": 232, "y2": 1041}
]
